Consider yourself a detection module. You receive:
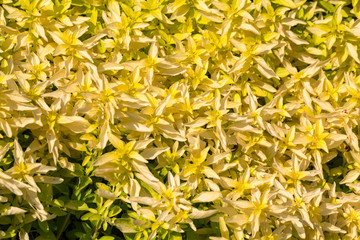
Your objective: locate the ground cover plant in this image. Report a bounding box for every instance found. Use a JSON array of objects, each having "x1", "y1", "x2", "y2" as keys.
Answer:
[{"x1": 1, "y1": 0, "x2": 360, "y2": 239}]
